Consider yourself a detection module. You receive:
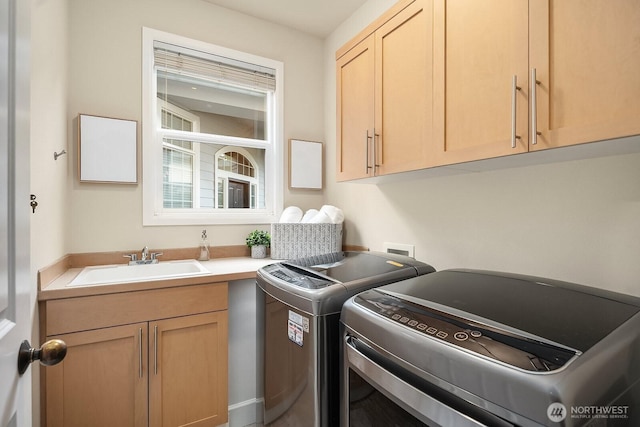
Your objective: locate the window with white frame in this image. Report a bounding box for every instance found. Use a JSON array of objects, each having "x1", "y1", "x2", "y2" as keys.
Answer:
[{"x1": 142, "y1": 28, "x2": 284, "y2": 225}]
